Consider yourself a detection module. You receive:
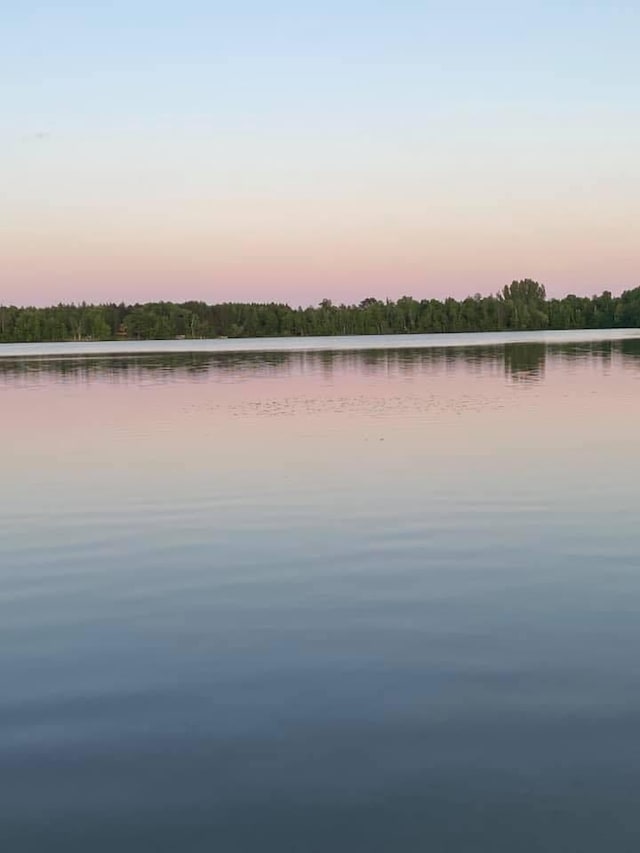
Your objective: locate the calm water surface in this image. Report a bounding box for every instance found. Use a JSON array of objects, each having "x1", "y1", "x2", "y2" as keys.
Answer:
[{"x1": 3, "y1": 336, "x2": 640, "y2": 851}]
